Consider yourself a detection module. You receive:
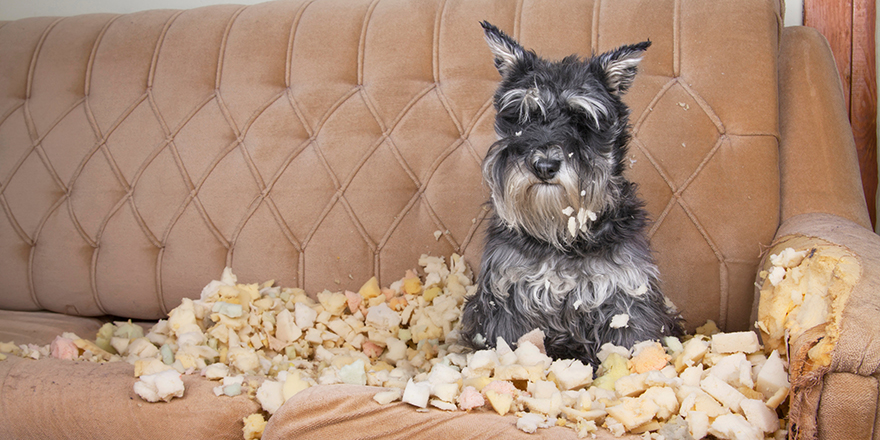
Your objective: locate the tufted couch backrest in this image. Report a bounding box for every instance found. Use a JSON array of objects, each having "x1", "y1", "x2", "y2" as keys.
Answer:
[{"x1": 0, "y1": 0, "x2": 782, "y2": 332}]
